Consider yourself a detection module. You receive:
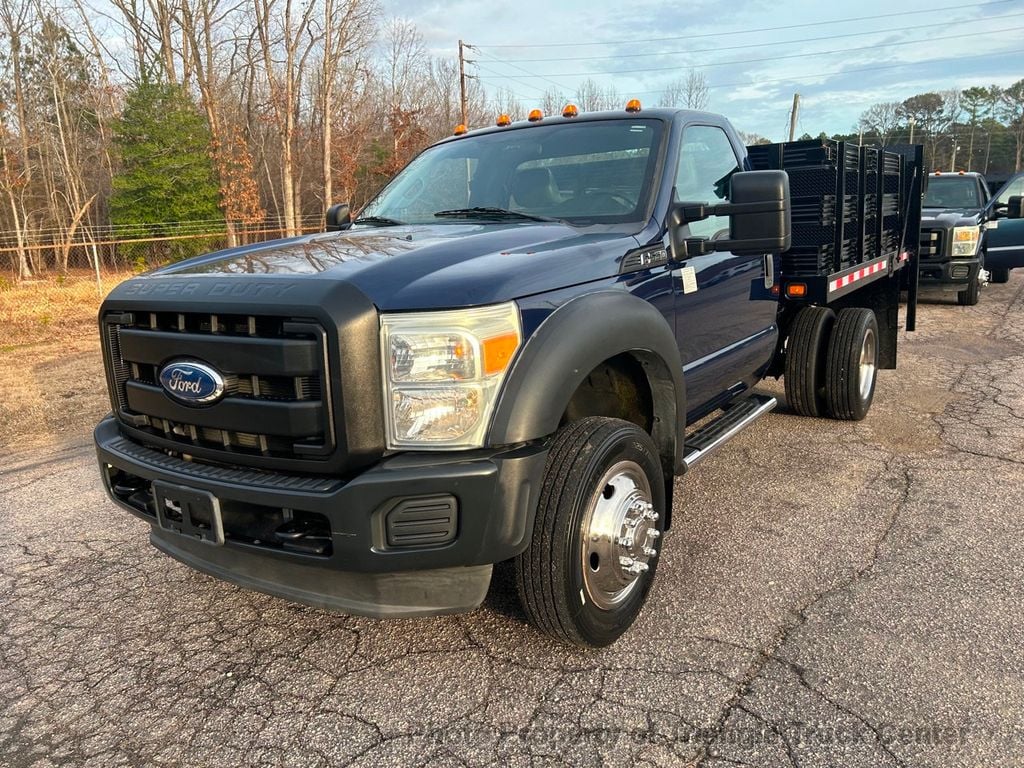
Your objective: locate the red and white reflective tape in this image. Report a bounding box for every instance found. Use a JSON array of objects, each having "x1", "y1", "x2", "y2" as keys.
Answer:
[
  {"x1": 898, "y1": 251, "x2": 910, "y2": 263},
  {"x1": 829, "y1": 258, "x2": 888, "y2": 293}
]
